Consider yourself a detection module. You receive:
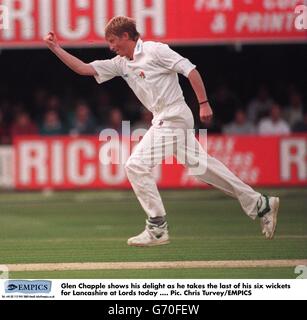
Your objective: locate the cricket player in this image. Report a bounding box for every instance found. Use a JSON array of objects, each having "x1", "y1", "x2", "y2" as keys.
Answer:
[{"x1": 44, "y1": 16, "x2": 279, "y2": 247}]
